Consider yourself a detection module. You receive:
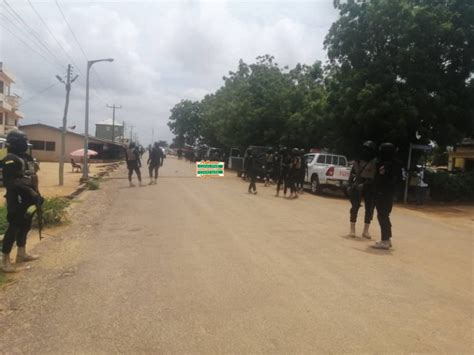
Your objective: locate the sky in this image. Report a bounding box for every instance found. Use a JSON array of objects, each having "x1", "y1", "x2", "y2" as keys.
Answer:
[{"x1": 0, "y1": 0, "x2": 339, "y2": 145}]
